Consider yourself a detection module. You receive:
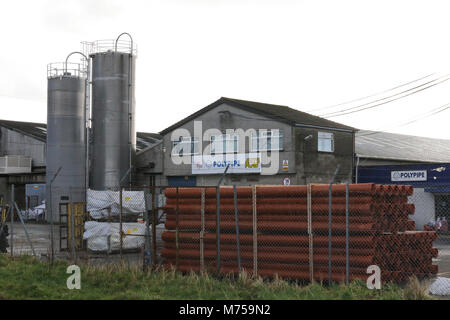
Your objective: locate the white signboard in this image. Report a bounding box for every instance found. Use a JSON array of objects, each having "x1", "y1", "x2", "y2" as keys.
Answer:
[
  {"x1": 391, "y1": 170, "x2": 427, "y2": 182},
  {"x1": 283, "y1": 177, "x2": 291, "y2": 186},
  {"x1": 192, "y1": 153, "x2": 261, "y2": 174}
]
